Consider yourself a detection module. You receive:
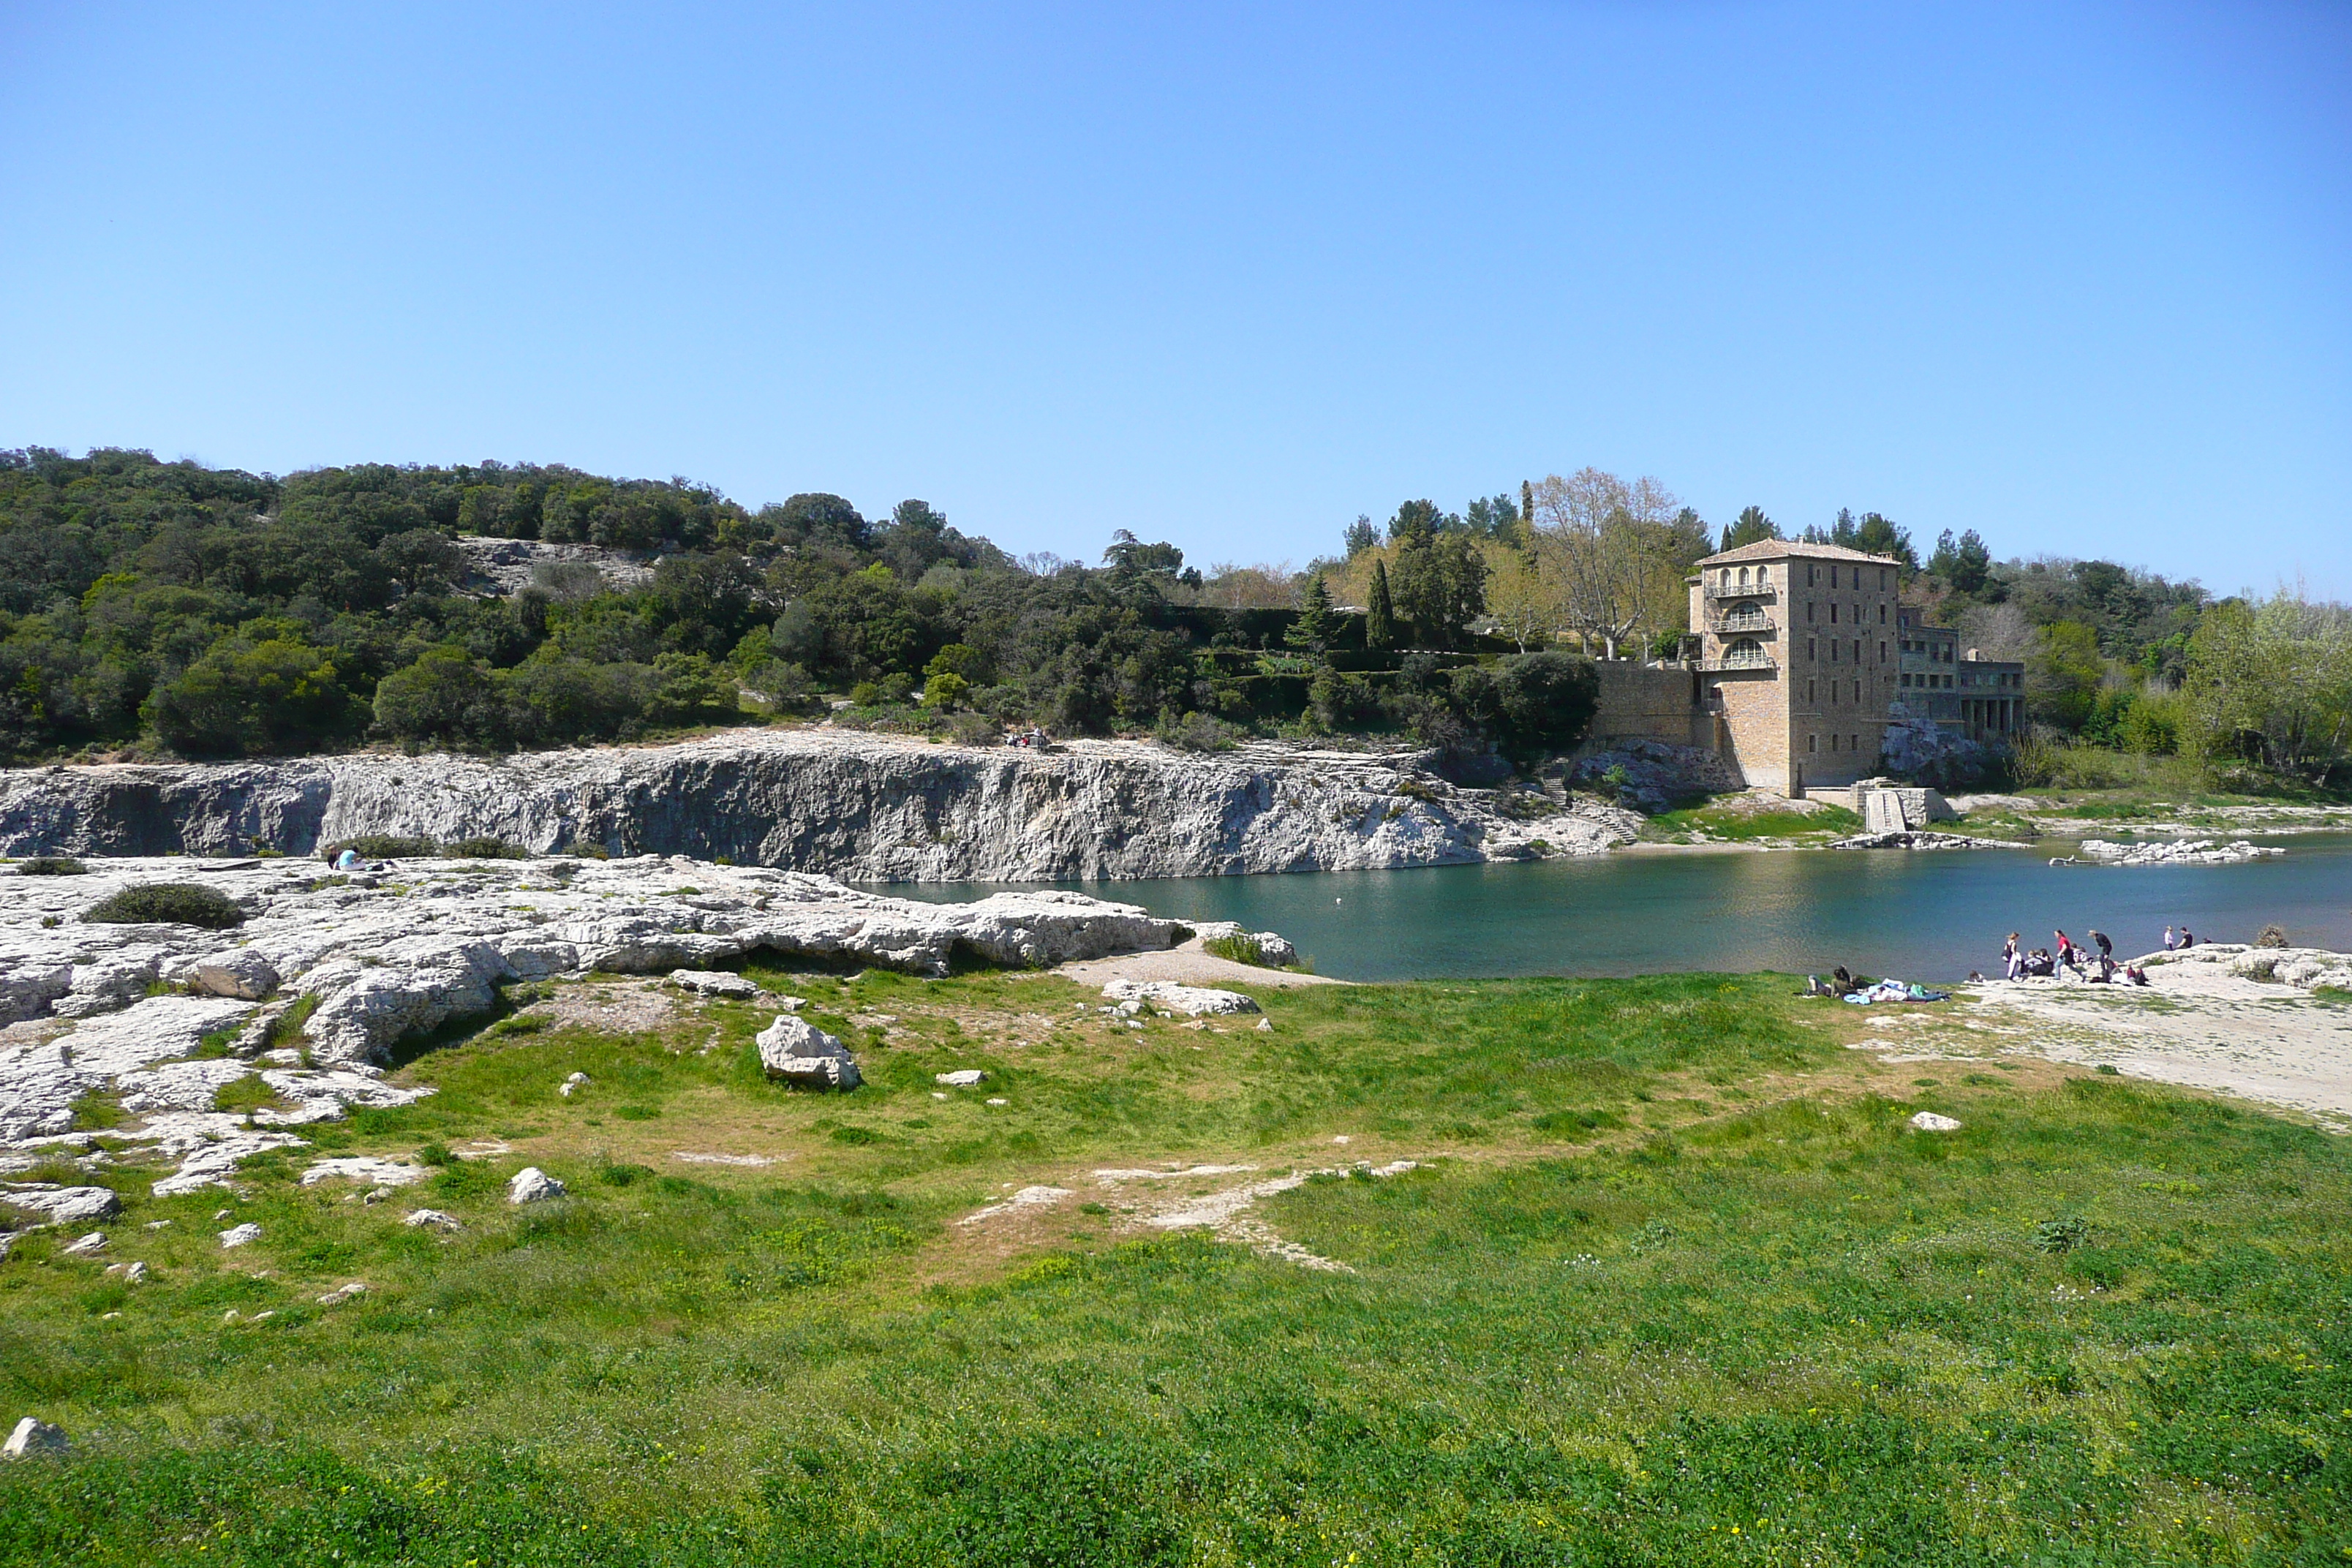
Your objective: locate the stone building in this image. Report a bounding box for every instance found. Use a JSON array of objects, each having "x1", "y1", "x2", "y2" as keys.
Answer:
[
  {"x1": 1684, "y1": 539, "x2": 1907, "y2": 794},
  {"x1": 1895, "y1": 608, "x2": 2024, "y2": 742}
]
